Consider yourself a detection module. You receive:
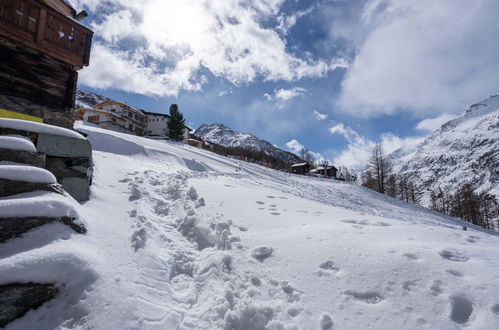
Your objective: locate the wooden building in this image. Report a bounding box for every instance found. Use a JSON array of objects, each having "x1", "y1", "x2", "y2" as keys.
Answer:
[
  {"x1": 290, "y1": 162, "x2": 310, "y2": 175},
  {"x1": 0, "y1": 0, "x2": 93, "y2": 128},
  {"x1": 311, "y1": 165, "x2": 338, "y2": 178},
  {"x1": 76, "y1": 101, "x2": 147, "y2": 136}
]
